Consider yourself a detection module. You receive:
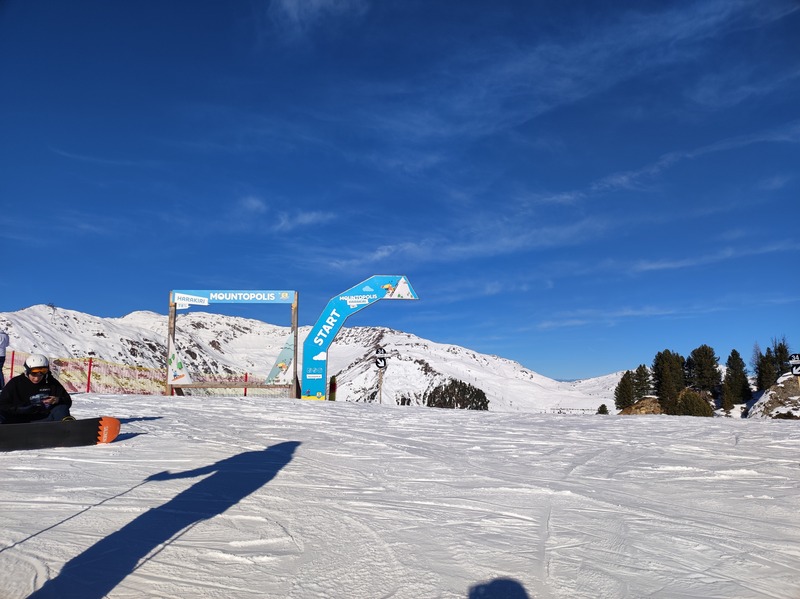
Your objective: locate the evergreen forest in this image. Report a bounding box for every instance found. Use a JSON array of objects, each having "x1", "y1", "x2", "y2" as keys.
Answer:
[{"x1": 613, "y1": 336, "x2": 794, "y2": 417}]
